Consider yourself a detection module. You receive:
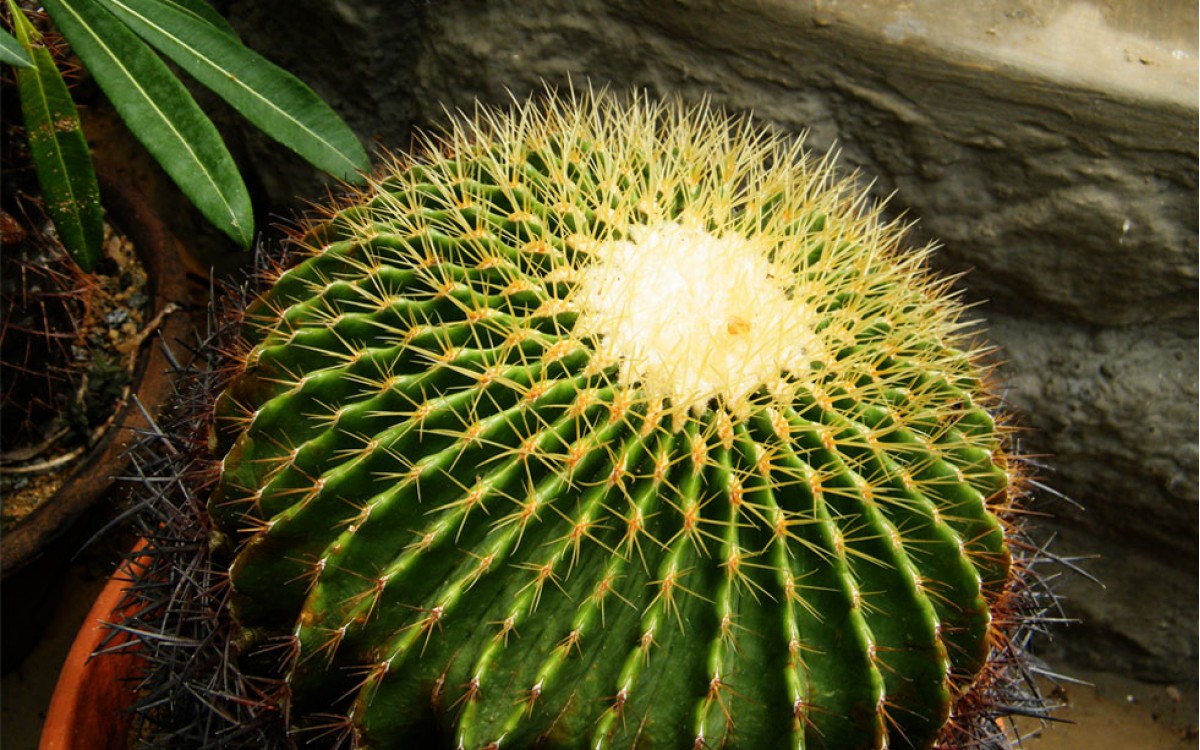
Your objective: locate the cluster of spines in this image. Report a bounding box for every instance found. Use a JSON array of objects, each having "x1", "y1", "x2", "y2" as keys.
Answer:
[{"x1": 206, "y1": 89, "x2": 1029, "y2": 749}]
